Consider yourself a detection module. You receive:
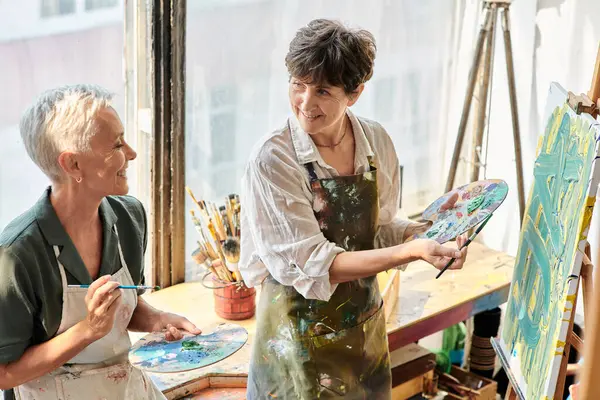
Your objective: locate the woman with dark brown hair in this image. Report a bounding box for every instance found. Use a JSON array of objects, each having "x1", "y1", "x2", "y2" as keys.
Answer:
[{"x1": 239, "y1": 19, "x2": 468, "y2": 399}]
